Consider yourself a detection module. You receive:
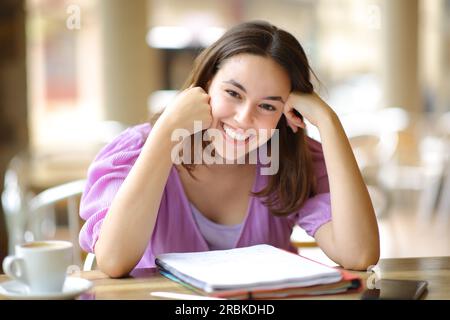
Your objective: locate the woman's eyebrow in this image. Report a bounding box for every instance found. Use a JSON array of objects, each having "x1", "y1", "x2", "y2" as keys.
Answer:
[
  {"x1": 224, "y1": 79, "x2": 246, "y2": 92},
  {"x1": 223, "y1": 79, "x2": 285, "y2": 103},
  {"x1": 264, "y1": 95, "x2": 285, "y2": 104}
]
